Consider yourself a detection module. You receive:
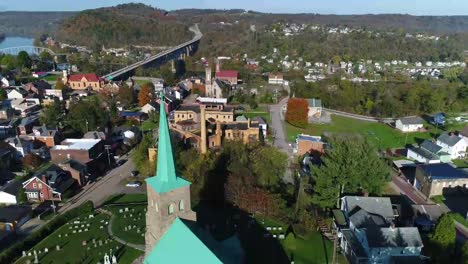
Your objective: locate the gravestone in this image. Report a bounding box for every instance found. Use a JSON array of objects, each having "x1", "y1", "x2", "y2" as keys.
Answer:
[
  {"x1": 273, "y1": 227, "x2": 277, "y2": 231},
  {"x1": 26, "y1": 260, "x2": 31, "y2": 264},
  {"x1": 119, "y1": 209, "x2": 123, "y2": 213},
  {"x1": 58, "y1": 234, "x2": 61, "y2": 238},
  {"x1": 74, "y1": 221, "x2": 80, "y2": 224},
  {"x1": 100, "y1": 226, "x2": 104, "y2": 229},
  {"x1": 28, "y1": 252, "x2": 32, "y2": 256},
  {"x1": 104, "y1": 253, "x2": 111, "y2": 264},
  {"x1": 99, "y1": 240, "x2": 103, "y2": 246},
  {"x1": 78, "y1": 229, "x2": 82, "y2": 233},
  {"x1": 44, "y1": 248, "x2": 48, "y2": 253},
  {"x1": 89, "y1": 214, "x2": 94, "y2": 219},
  {"x1": 82, "y1": 241, "x2": 87, "y2": 246},
  {"x1": 22, "y1": 251, "x2": 26, "y2": 257},
  {"x1": 266, "y1": 227, "x2": 271, "y2": 230},
  {"x1": 81, "y1": 224, "x2": 84, "y2": 228},
  {"x1": 278, "y1": 227, "x2": 283, "y2": 231},
  {"x1": 273, "y1": 235, "x2": 277, "y2": 238},
  {"x1": 87, "y1": 224, "x2": 90, "y2": 227},
  {"x1": 112, "y1": 255, "x2": 117, "y2": 264},
  {"x1": 124, "y1": 226, "x2": 127, "y2": 231},
  {"x1": 125, "y1": 208, "x2": 129, "y2": 212},
  {"x1": 136, "y1": 229, "x2": 140, "y2": 234},
  {"x1": 85, "y1": 228, "x2": 88, "y2": 231},
  {"x1": 130, "y1": 214, "x2": 133, "y2": 217},
  {"x1": 56, "y1": 245, "x2": 60, "y2": 251},
  {"x1": 105, "y1": 222, "x2": 109, "y2": 225},
  {"x1": 65, "y1": 234, "x2": 68, "y2": 237},
  {"x1": 93, "y1": 238, "x2": 96, "y2": 244},
  {"x1": 279, "y1": 234, "x2": 285, "y2": 239},
  {"x1": 34, "y1": 254, "x2": 38, "y2": 264}
]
